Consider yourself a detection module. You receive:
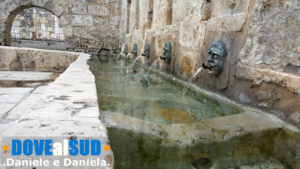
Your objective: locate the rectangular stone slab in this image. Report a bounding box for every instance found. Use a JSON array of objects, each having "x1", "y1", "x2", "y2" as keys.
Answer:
[
  {"x1": 0, "y1": 71, "x2": 53, "y2": 81},
  {"x1": 0, "y1": 87, "x2": 34, "y2": 116}
]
